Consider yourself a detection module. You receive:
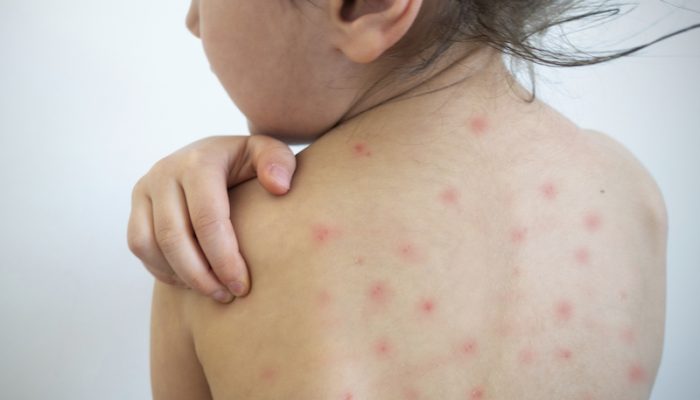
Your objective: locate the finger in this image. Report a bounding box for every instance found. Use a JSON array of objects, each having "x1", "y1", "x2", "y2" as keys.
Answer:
[
  {"x1": 127, "y1": 184, "x2": 181, "y2": 284},
  {"x1": 151, "y1": 180, "x2": 234, "y2": 303},
  {"x1": 238, "y1": 135, "x2": 297, "y2": 195},
  {"x1": 182, "y1": 167, "x2": 250, "y2": 297}
]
